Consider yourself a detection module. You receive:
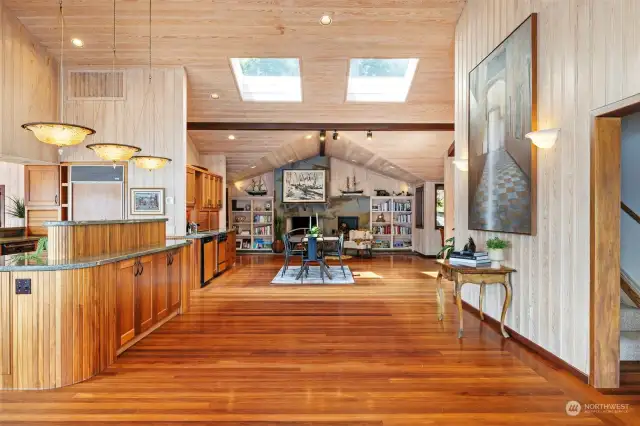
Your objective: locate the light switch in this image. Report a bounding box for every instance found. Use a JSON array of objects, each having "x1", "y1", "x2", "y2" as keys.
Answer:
[{"x1": 166, "y1": 196, "x2": 174, "y2": 205}]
